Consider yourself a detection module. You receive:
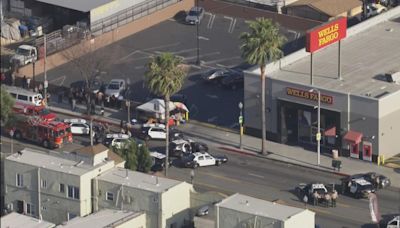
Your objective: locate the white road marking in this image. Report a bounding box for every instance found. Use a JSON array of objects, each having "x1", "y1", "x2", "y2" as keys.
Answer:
[
  {"x1": 206, "y1": 12, "x2": 215, "y2": 29},
  {"x1": 248, "y1": 173, "x2": 264, "y2": 179},
  {"x1": 206, "y1": 94, "x2": 218, "y2": 99},
  {"x1": 143, "y1": 42, "x2": 180, "y2": 51},
  {"x1": 49, "y1": 75, "x2": 66, "y2": 86},
  {"x1": 198, "y1": 36, "x2": 209, "y2": 41},
  {"x1": 118, "y1": 50, "x2": 140, "y2": 62},
  {"x1": 229, "y1": 18, "x2": 237, "y2": 33},
  {"x1": 171, "y1": 48, "x2": 198, "y2": 54}
]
